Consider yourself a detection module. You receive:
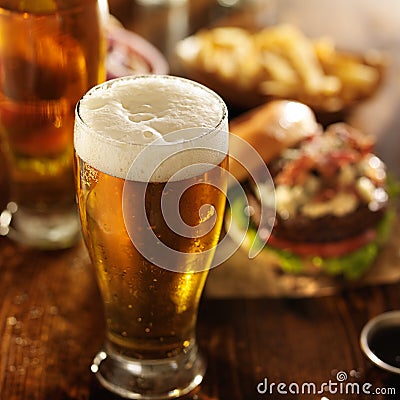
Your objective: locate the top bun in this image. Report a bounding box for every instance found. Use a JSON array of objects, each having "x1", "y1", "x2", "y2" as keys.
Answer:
[{"x1": 229, "y1": 100, "x2": 320, "y2": 182}]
